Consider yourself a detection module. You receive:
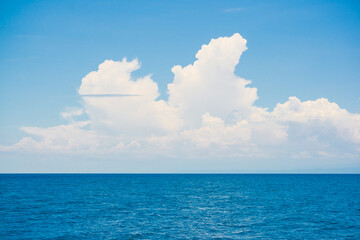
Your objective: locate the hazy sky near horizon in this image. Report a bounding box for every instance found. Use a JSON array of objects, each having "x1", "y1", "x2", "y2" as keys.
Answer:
[{"x1": 1, "y1": 0, "x2": 360, "y2": 172}]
